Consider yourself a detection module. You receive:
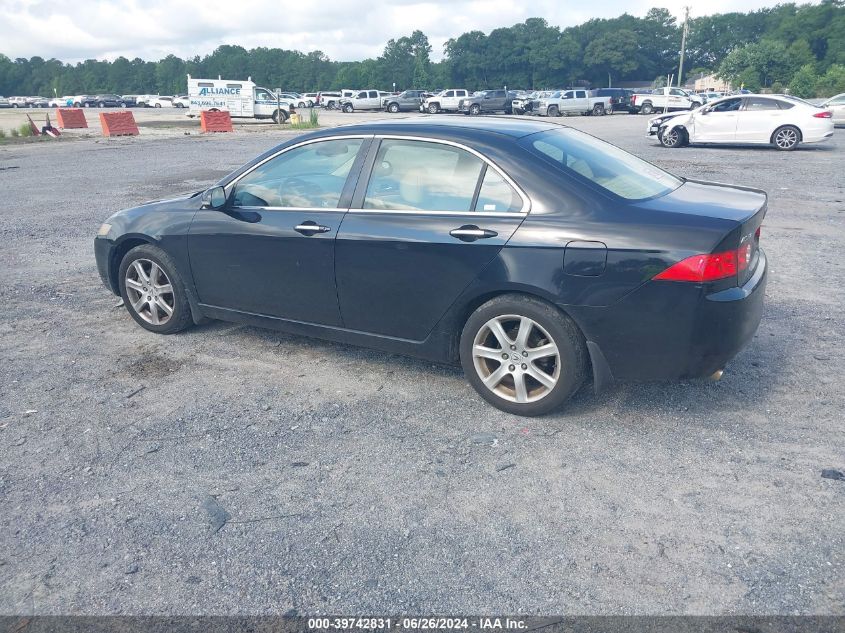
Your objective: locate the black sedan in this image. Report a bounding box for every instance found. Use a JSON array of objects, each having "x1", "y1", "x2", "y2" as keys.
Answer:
[
  {"x1": 81, "y1": 94, "x2": 126, "y2": 108},
  {"x1": 94, "y1": 118, "x2": 767, "y2": 416}
]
